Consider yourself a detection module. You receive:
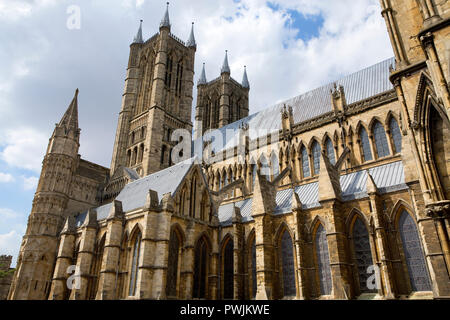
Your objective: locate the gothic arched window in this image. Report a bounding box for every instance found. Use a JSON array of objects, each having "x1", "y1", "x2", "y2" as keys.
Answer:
[
  {"x1": 360, "y1": 127, "x2": 373, "y2": 162},
  {"x1": 373, "y1": 121, "x2": 390, "y2": 158},
  {"x1": 280, "y1": 229, "x2": 296, "y2": 297},
  {"x1": 389, "y1": 117, "x2": 402, "y2": 154},
  {"x1": 301, "y1": 146, "x2": 310, "y2": 178},
  {"x1": 128, "y1": 230, "x2": 142, "y2": 297},
  {"x1": 223, "y1": 238, "x2": 234, "y2": 299},
  {"x1": 398, "y1": 210, "x2": 431, "y2": 292},
  {"x1": 89, "y1": 236, "x2": 105, "y2": 300},
  {"x1": 193, "y1": 237, "x2": 209, "y2": 299},
  {"x1": 166, "y1": 229, "x2": 181, "y2": 298},
  {"x1": 325, "y1": 137, "x2": 335, "y2": 165},
  {"x1": 250, "y1": 236, "x2": 256, "y2": 298},
  {"x1": 352, "y1": 218, "x2": 375, "y2": 293},
  {"x1": 312, "y1": 141, "x2": 321, "y2": 175},
  {"x1": 315, "y1": 224, "x2": 332, "y2": 296},
  {"x1": 190, "y1": 177, "x2": 197, "y2": 218}
]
